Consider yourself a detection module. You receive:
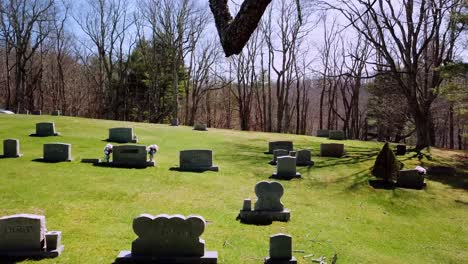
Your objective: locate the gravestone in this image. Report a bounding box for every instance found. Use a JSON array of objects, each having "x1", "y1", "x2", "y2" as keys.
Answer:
[
  {"x1": 193, "y1": 123, "x2": 208, "y2": 131},
  {"x1": 171, "y1": 118, "x2": 179, "y2": 126},
  {"x1": 316, "y1": 129, "x2": 329, "y2": 137},
  {"x1": 34, "y1": 122, "x2": 59, "y2": 137},
  {"x1": 179, "y1": 150, "x2": 218, "y2": 172},
  {"x1": 272, "y1": 156, "x2": 301, "y2": 179},
  {"x1": 51, "y1": 110, "x2": 61, "y2": 116},
  {"x1": 43, "y1": 143, "x2": 72, "y2": 162},
  {"x1": 238, "y1": 181, "x2": 290, "y2": 224},
  {"x1": 115, "y1": 214, "x2": 218, "y2": 263},
  {"x1": 295, "y1": 149, "x2": 314, "y2": 166},
  {"x1": 266, "y1": 141, "x2": 293, "y2": 154},
  {"x1": 270, "y1": 149, "x2": 289, "y2": 165},
  {"x1": 427, "y1": 166, "x2": 456, "y2": 177},
  {"x1": 111, "y1": 145, "x2": 153, "y2": 168},
  {"x1": 264, "y1": 234, "x2": 296, "y2": 264},
  {"x1": 32, "y1": 110, "x2": 42, "y2": 115},
  {"x1": 396, "y1": 145, "x2": 406, "y2": 155},
  {"x1": 108, "y1": 127, "x2": 138, "y2": 143},
  {"x1": 0, "y1": 214, "x2": 64, "y2": 258},
  {"x1": 320, "y1": 143, "x2": 345, "y2": 157},
  {"x1": 3, "y1": 139, "x2": 22, "y2": 158},
  {"x1": 328, "y1": 130, "x2": 345, "y2": 140},
  {"x1": 397, "y1": 169, "x2": 425, "y2": 189}
]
